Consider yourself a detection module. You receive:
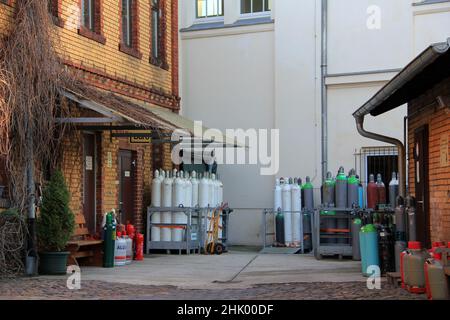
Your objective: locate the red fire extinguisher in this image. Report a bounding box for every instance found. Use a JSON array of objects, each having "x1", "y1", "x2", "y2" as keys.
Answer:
[{"x1": 135, "y1": 233, "x2": 144, "y2": 261}]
